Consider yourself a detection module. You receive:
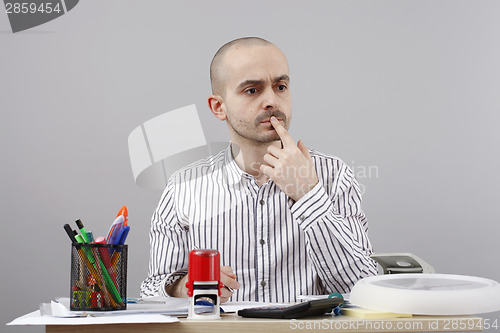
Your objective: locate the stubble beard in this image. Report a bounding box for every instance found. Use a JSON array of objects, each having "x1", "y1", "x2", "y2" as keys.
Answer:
[{"x1": 227, "y1": 109, "x2": 290, "y2": 145}]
